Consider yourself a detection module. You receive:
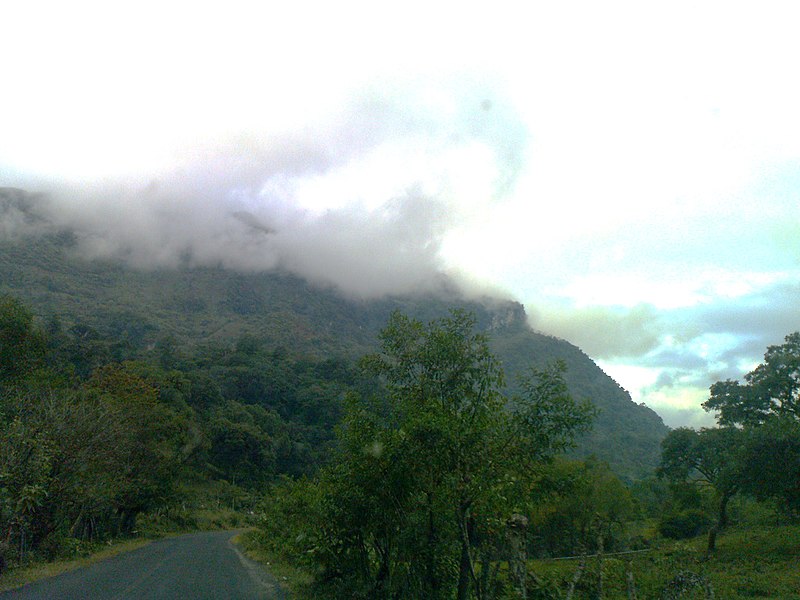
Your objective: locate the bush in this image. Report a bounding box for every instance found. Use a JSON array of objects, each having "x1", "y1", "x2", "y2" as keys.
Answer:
[{"x1": 658, "y1": 509, "x2": 712, "y2": 539}]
